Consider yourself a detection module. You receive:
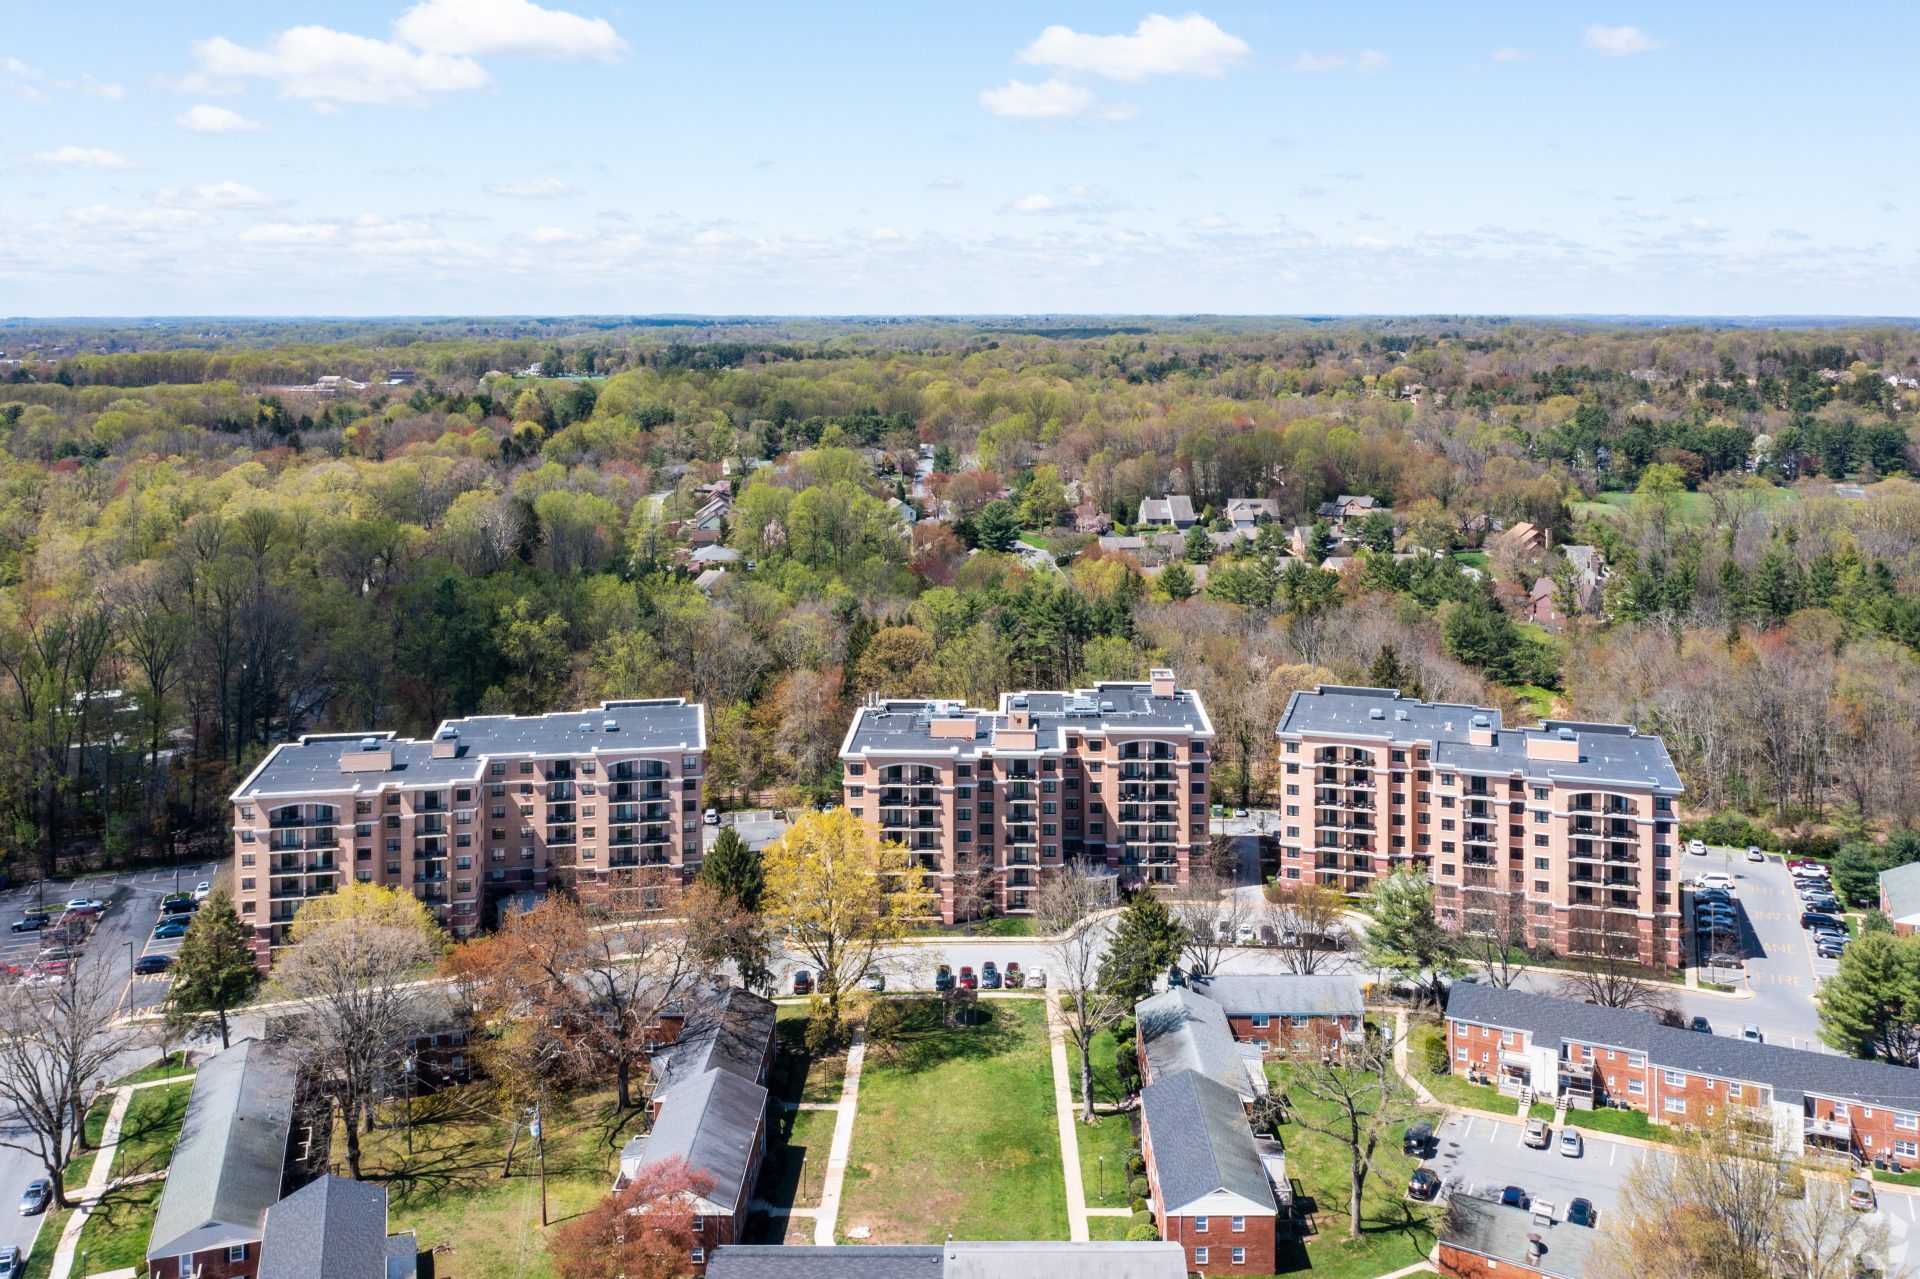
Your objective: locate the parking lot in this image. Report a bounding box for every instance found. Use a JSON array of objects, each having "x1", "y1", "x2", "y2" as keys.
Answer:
[
  {"x1": 1680, "y1": 848, "x2": 1832, "y2": 1053},
  {"x1": 1422, "y1": 1111, "x2": 1653, "y2": 1228},
  {"x1": 0, "y1": 861, "x2": 221, "y2": 1017}
]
